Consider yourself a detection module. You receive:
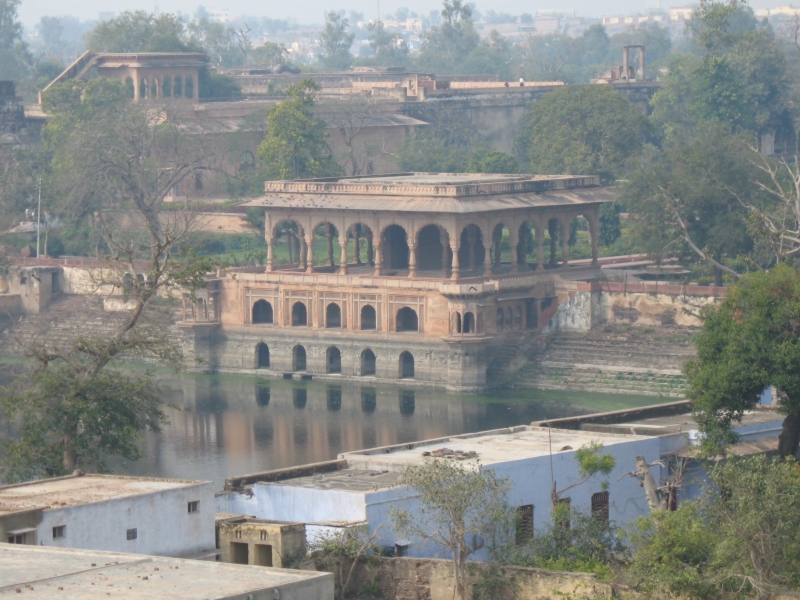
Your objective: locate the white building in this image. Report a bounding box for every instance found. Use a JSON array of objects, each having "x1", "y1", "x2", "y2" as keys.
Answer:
[
  {"x1": 218, "y1": 426, "x2": 663, "y2": 560},
  {"x1": 0, "y1": 544, "x2": 334, "y2": 599},
  {"x1": 0, "y1": 473, "x2": 215, "y2": 557}
]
